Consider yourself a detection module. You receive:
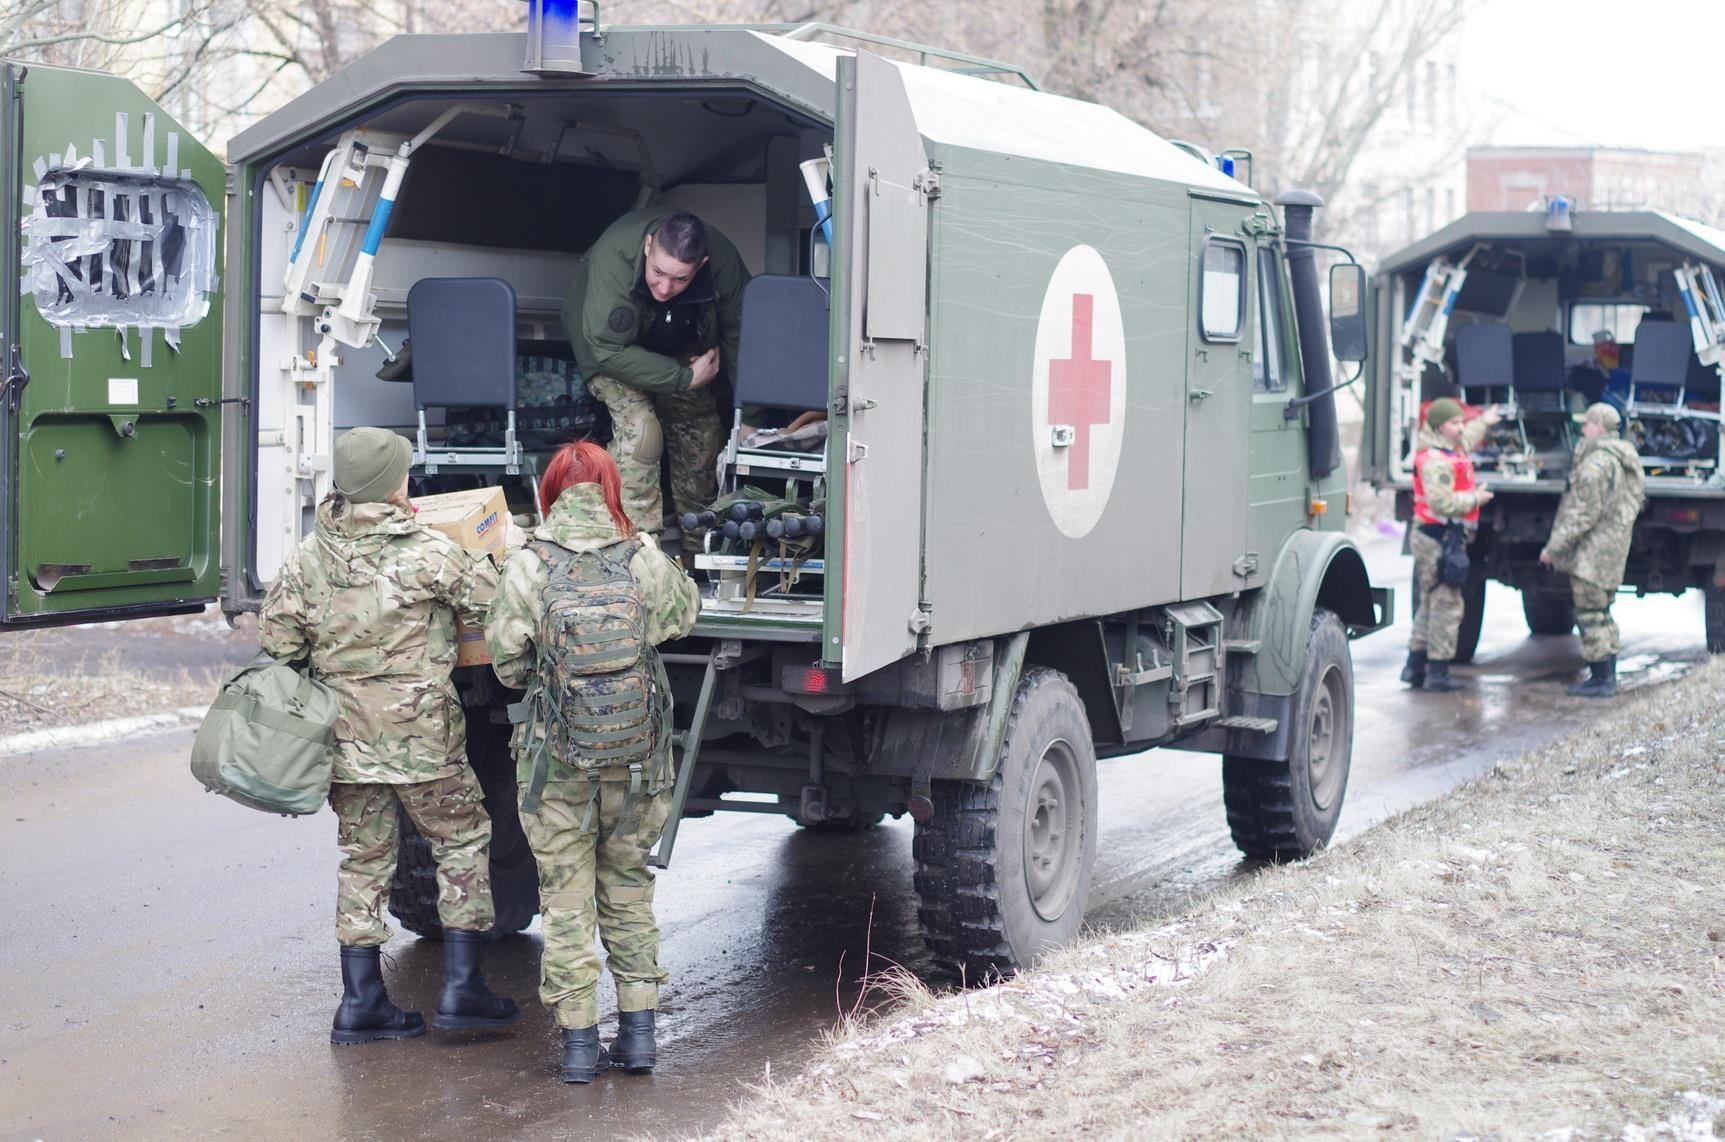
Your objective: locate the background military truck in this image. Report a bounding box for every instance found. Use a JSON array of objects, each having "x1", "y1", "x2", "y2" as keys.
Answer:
[
  {"x1": 1366, "y1": 206, "x2": 1725, "y2": 661},
  {"x1": 2, "y1": 11, "x2": 1390, "y2": 976}
]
